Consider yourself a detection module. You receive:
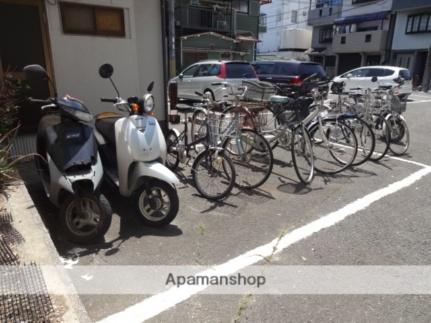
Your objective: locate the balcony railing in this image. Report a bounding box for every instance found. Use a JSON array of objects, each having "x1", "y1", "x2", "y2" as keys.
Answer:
[
  {"x1": 177, "y1": 6, "x2": 232, "y2": 33},
  {"x1": 333, "y1": 30, "x2": 388, "y2": 53}
]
